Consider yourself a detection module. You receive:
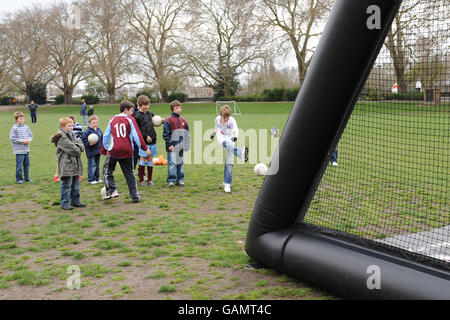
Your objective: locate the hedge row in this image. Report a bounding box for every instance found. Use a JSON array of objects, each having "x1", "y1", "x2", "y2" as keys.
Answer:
[{"x1": 217, "y1": 87, "x2": 300, "y2": 102}]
